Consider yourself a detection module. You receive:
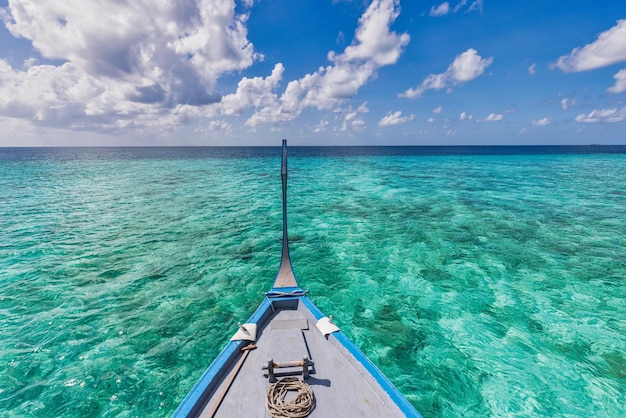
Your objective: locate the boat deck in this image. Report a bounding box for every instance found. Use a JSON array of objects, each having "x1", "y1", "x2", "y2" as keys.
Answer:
[{"x1": 198, "y1": 298, "x2": 407, "y2": 417}]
